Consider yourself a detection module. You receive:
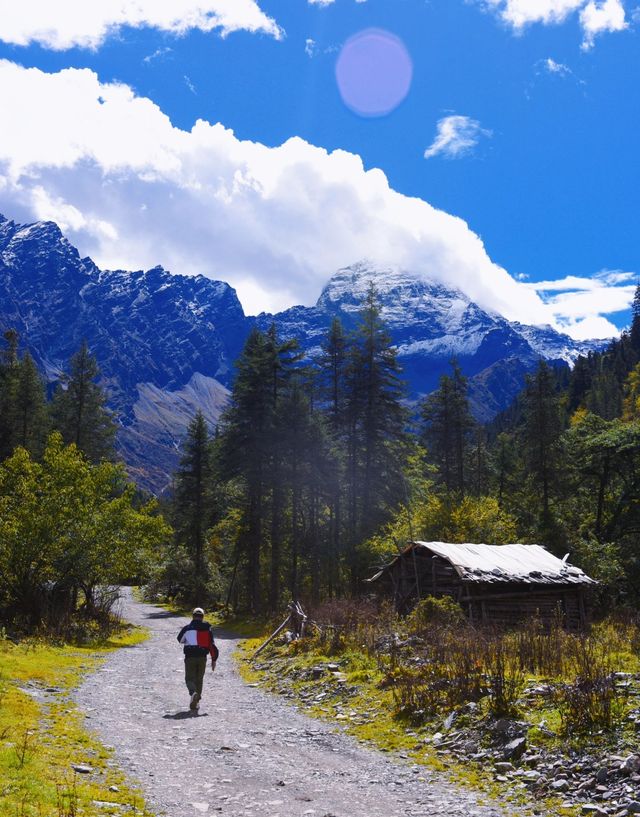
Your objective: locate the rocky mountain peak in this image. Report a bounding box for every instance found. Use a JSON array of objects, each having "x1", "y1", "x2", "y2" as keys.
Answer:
[{"x1": 0, "y1": 216, "x2": 610, "y2": 492}]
